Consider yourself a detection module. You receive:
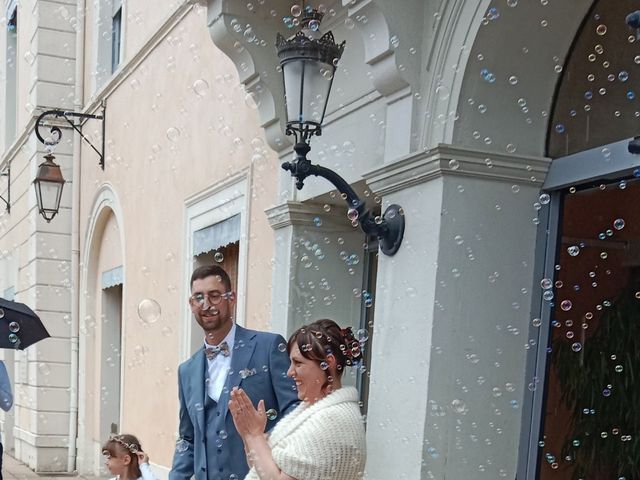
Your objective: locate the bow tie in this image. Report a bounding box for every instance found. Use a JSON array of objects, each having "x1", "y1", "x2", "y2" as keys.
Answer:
[{"x1": 205, "y1": 341, "x2": 230, "y2": 360}]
